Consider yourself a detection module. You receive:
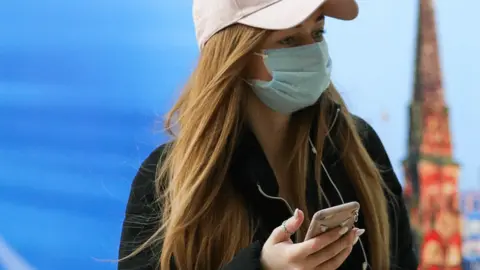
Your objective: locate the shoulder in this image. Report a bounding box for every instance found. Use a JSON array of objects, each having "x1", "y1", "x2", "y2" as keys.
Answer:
[
  {"x1": 351, "y1": 115, "x2": 381, "y2": 152},
  {"x1": 351, "y1": 116, "x2": 418, "y2": 267},
  {"x1": 351, "y1": 114, "x2": 389, "y2": 165},
  {"x1": 118, "y1": 143, "x2": 171, "y2": 269},
  {"x1": 126, "y1": 143, "x2": 171, "y2": 214},
  {"x1": 136, "y1": 143, "x2": 170, "y2": 183},
  {"x1": 351, "y1": 115, "x2": 403, "y2": 194}
]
